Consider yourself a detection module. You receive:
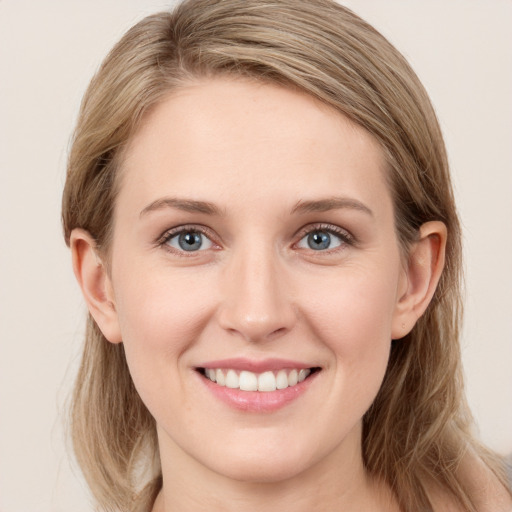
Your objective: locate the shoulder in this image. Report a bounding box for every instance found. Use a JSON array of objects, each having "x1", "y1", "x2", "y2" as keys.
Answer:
[
  {"x1": 467, "y1": 466, "x2": 512, "y2": 512},
  {"x1": 428, "y1": 452, "x2": 512, "y2": 512}
]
